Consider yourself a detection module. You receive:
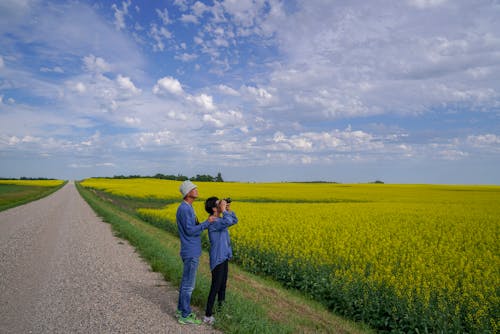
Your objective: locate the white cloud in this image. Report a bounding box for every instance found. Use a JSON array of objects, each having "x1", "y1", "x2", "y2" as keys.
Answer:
[
  {"x1": 203, "y1": 114, "x2": 223, "y2": 127},
  {"x1": 3, "y1": 133, "x2": 77, "y2": 153},
  {"x1": 96, "y1": 162, "x2": 116, "y2": 167},
  {"x1": 156, "y1": 8, "x2": 171, "y2": 25},
  {"x1": 0, "y1": 55, "x2": 4, "y2": 69},
  {"x1": 81, "y1": 132, "x2": 100, "y2": 147},
  {"x1": 116, "y1": 74, "x2": 141, "y2": 95},
  {"x1": 112, "y1": 0, "x2": 131, "y2": 30},
  {"x1": 273, "y1": 131, "x2": 285, "y2": 143},
  {"x1": 408, "y1": 0, "x2": 448, "y2": 9},
  {"x1": 194, "y1": 36, "x2": 203, "y2": 45},
  {"x1": 270, "y1": 128, "x2": 383, "y2": 154},
  {"x1": 7, "y1": 135, "x2": 20, "y2": 145},
  {"x1": 40, "y1": 66, "x2": 64, "y2": 73},
  {"x1": 69, "y1": 162, "x2": 115, "y2": 168},
  {"x1": 2, "y1": 2, "x2": 145, "y2": 77},
  {"x1": 218, "y1": 84, "x2": 239, "y2": 96},
  {"x1": 83, "y1": 54, "x2": 111, "y2": 73},
  {"x1": 260, "y1": 0, "x2": 500, "y2": 120},
  {"x1": 124, "y1": 116, "x2": 141, "y2": 125},
  {"x1": 68, "y1": 163, "x2": 92, "y2": 168},
  {"x1": 190, "y1": 93, "x2": 215, "y2": 110},
  {"x1": 220, "y1": 0, "x2": 265, "y2": 29},
  {"x1": 165, "y1": 110, "x2": 188, "y2": 121},
  {"x1": 467, "y1": 67, "x2": 491, "y2": 79},
  {"x1": 467, "y1": 134, "x2": 500, "y2": 146},
  {"x1": 211, "y1": 27, "x2": 231, "y2": 47},
  {"x1": 0, "y1": 95, "x2": 15, "y2": 105},
  {"x1": 173, "y1": 0, "x2": 189, "y2": 11},
  {"x1": 137, "y1": 131, "x2": 176, "y2": 147},
  {"x1": 289, "y1": 137, "x2": 313, "y2": 150},
  {"x1": 180, "y1": 14, "x2": 199, "y2": 24},
  {"x1": 175, "y1": 53, "x2": 198, "y2": 62},
  {"x1": 242, "y1": 85, "x2": 273, "y2": 105},
  {"x1": 300, "y1": 155, "x2": 313, "y2": 164},
  {"x1": 73, "y1": 82, "x2": 87, "y2": 94},
  {"x1": 153, "y1": 76, "x2": 184, "y2": 95},
  {"x1": 192, "y1": 1, "x2": 210, "y2": 17},
  {"x1": 199, "y1": 109, "x2": 243, "y2": 129},
  {"x1": 248, "y1": 86, "x2": 272, "y2": 99},
  {"x1": 150, "y1": 23, "x2": 172, "y2": 51}
]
